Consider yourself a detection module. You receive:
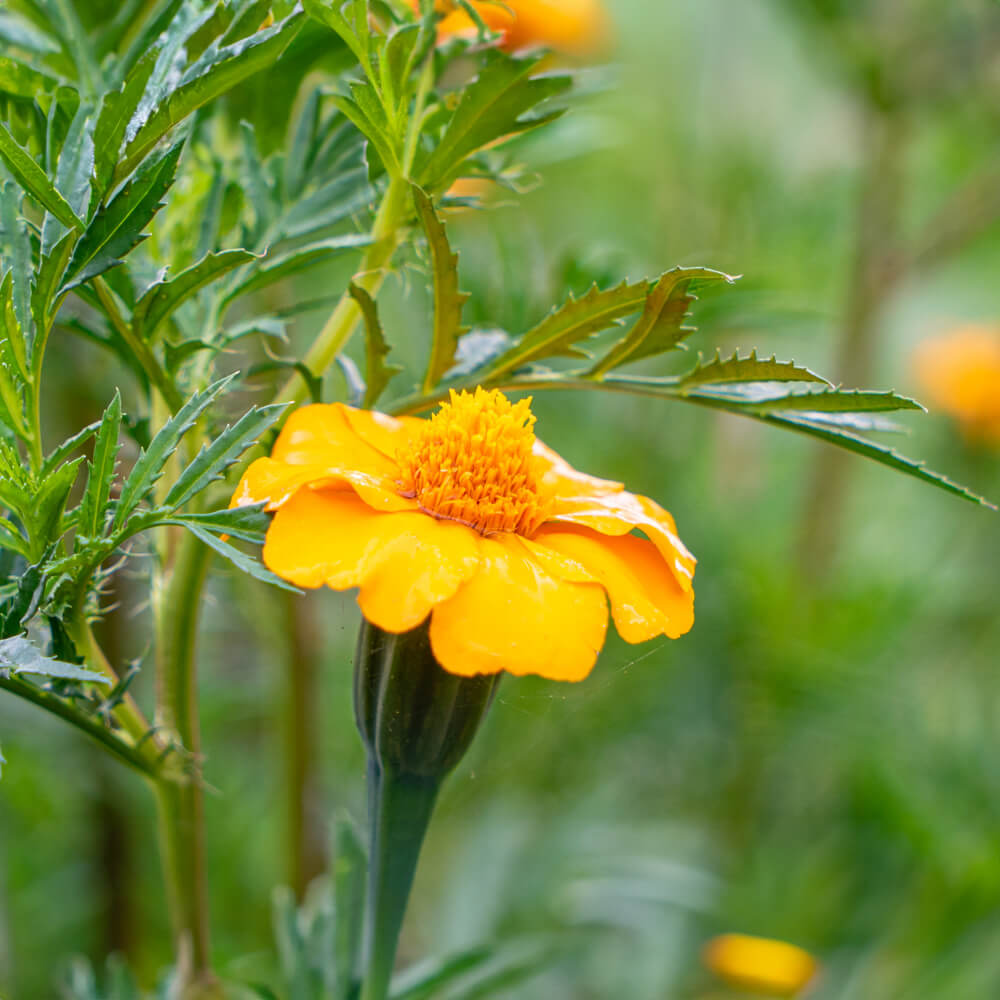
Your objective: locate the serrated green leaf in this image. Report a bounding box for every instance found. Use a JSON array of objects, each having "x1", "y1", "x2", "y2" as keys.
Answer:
[
  {"x1": 221, "y1": 234, "x2": 371, "y2": 307},
  {"x1": 135, "y1": 248, "x2": 258, "y2": 340},
  {"x1": 0, "y1": 182, "x2": 33, "y2": 336},
  {"x1": 488, "y1": 278, "x2": 651, "y2": 378},
  {"x1": 593, "y1": 373, "x2": 994, "y2": 508},
  {"x1": 33, "y1": 457, "x2": 83, "y2": 555},
  {"x1": 113, "y1": 375, "x2": 235, "y2": 530},
  {"x1": 31, "y1": 228, "x2": 76, "y2": 327},
  {"x1": 724, "y1": 387, "x2": 923, "y2": 414},
  {"x1": 679, "y1": 350, "x2": 831, "y2": 388},
  {"x1": 164, "y1": 404, "x2": 287, "y2": 510},
  {"x1": 0, "y1": 271, "x2": 30, "y2": 382},
  {"x1": 0, "y1": 635, "x2": 108, "y2": 683},
  {"x1": 115, "y1": 10, "x2": 307, "y2": 186},
  {"x1": 41, "y1": 101, "x2": 95, "y2": 255},
  {"x1": 348, "y1": 282, "x2": 402, "y2": 407},
  {"x1": 759, "y1": 410, "x2": 995, "y2": 508},
  {"x1": 381, "y1": 22, "x2": 421, "y2": 115},
  {"x1": 412, "y1": 185, "x2": 470, "y2": 393},
  {"x1": 0, "y1": 517, "x2": 29, "y2": 559},
  {"x1": 271, "y1": 884, "x2": 309, "y2": 994},
  {"x1": 302, "y1": 0, "x2": 371, "y2": 67},
  {"x1": 91, "y1": 49, "x2": 157, "y2": 204},
  {"x1": 591, "y1": 267, "x2": 736, "y2": 375},
  {"x1": 194, "y1": 164, "x2": 226, "y2": 261},
  {"x1": 182, "y1": 522, "x2": 300, "y2": 591},
  {"x1": 0, "y1": 11, "x2": 59, "y2": 55},
  {"x1": 284, "y1": 86, "x2": 322, "y2": 200},
  {"x1": 42, "y1": 418, "x2": 102, "y2": 475},
  {"x1": 0, "y1": 54, "x2": 64, "y2": 100},
  {"x1": 162, "y1": 504, "x2": 270, "y2": 544},
  {"x1": 391, "y1": 938, "x2": 554, "y2": 1000},
  {"x1": 78, "y1": 392, "x2": 122, "y2": 540},
  {"x1": 62, "y1": 141, "x2": 182, "y2": 291},
  {"x1": 416, "y1": 52, "x2": 571, "y2": 192},
  {"x1": 334, "y1": 88, "x2": 400, "y2": 176},
  {"x1": 272, "y1": 167, "x2": 373, "y2": 242},
  {"x1": 0, "y1": 120, "x2": 84, "y2": 230}
]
